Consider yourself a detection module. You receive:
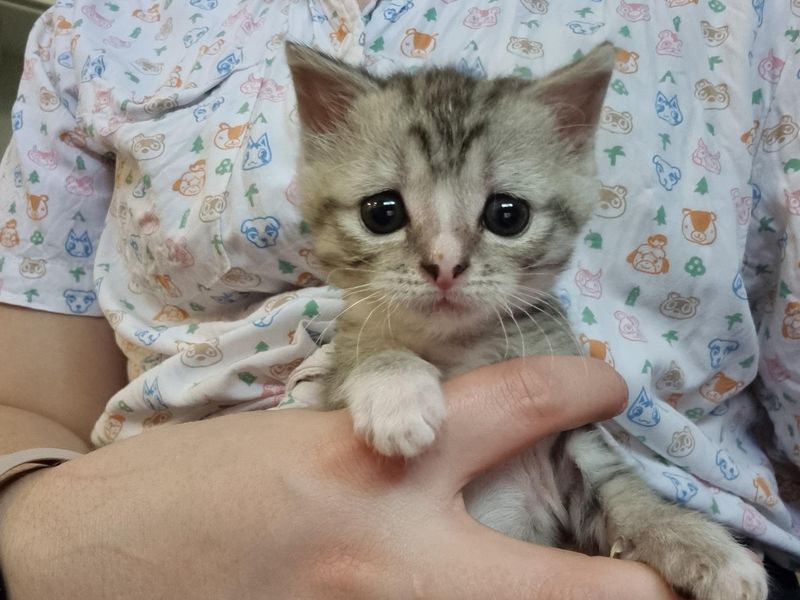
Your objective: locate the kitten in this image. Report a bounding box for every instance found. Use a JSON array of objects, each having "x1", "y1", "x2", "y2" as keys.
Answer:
[{"x1": 286, "y1": 42, "x2": 768, "y2": 600}]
